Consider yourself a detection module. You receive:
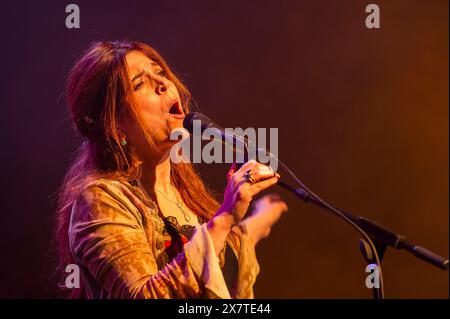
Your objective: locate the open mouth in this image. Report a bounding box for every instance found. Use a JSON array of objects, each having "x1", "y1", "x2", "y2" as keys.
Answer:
[{"x1": 167, "y1": 101, "x2": 184, "y2": 118}]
